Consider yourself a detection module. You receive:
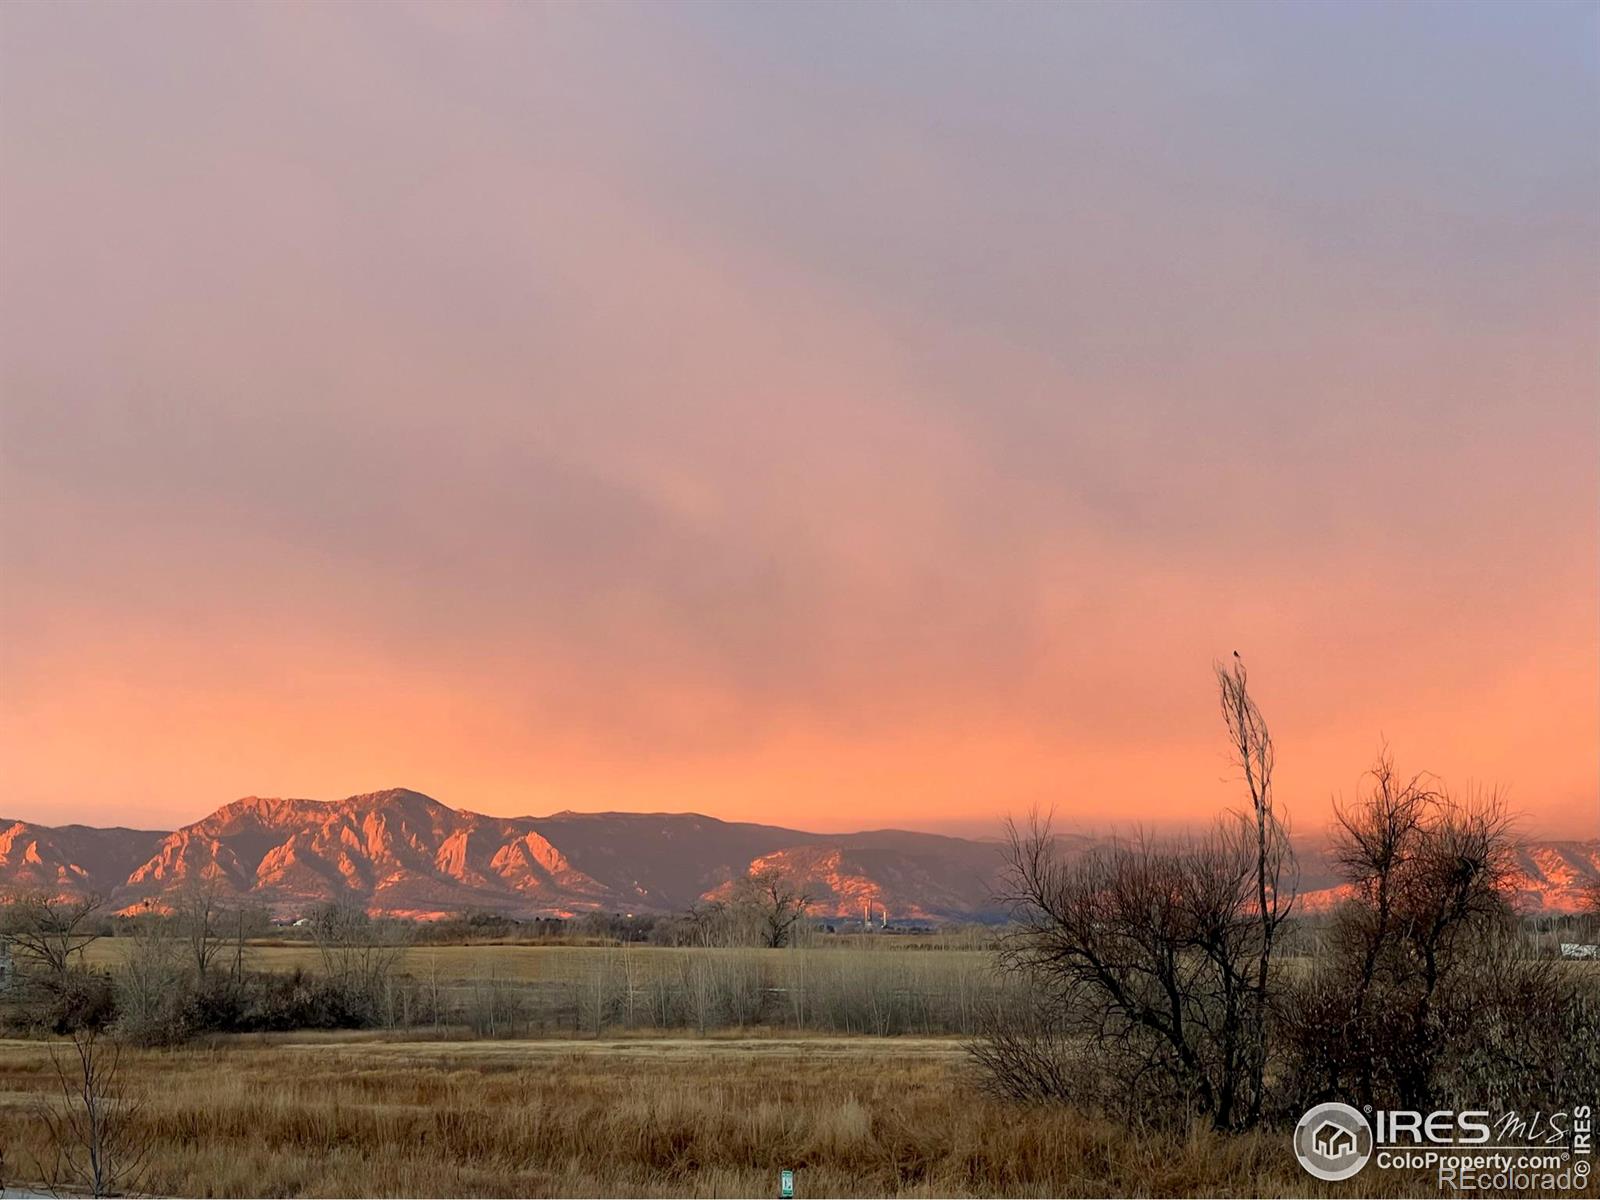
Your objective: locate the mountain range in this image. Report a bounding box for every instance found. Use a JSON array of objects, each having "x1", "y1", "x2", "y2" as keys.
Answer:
[{"x1": 2, "y1": 788, "x2": 1596, "y2": 920}]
